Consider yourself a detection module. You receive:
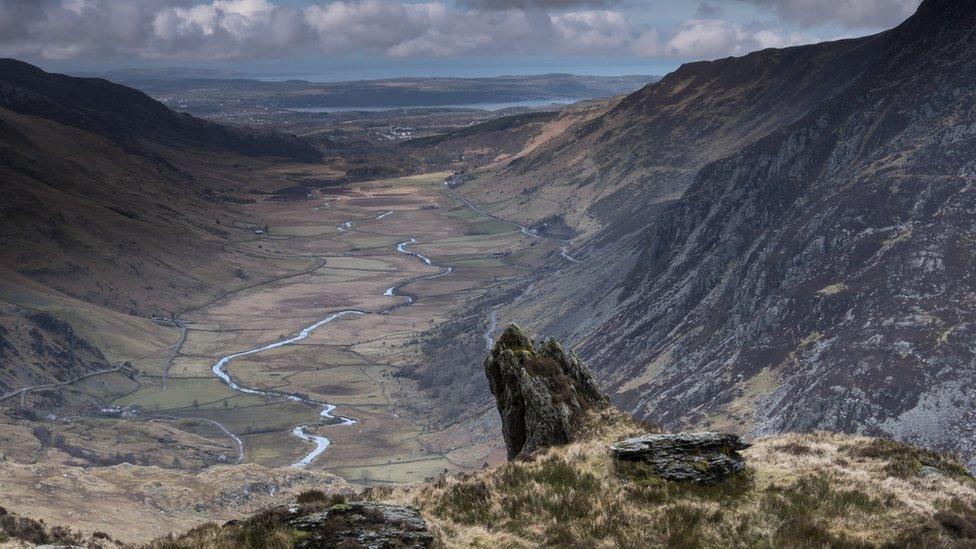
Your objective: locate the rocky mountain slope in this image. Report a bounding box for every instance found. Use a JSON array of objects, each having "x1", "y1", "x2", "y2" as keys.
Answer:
[
  {"x1": 577, "y1": 0, "x2": 976, "y2": 466},
  {"x1": 0, "y1": 306, "x2": 113, "y2": 394},
  {"x1": 435, "y1": 0, "x2": 976, "y2": 470}
]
